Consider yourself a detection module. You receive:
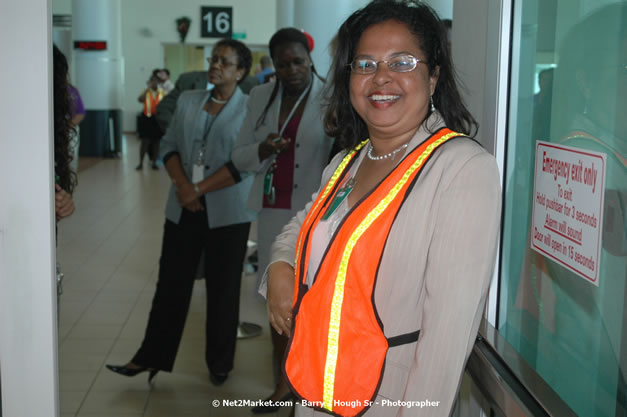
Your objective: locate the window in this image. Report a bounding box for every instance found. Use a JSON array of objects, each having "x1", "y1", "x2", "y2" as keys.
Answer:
[{"x1": 499, "y1": 2, "x2": 627, "y2": 416}]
